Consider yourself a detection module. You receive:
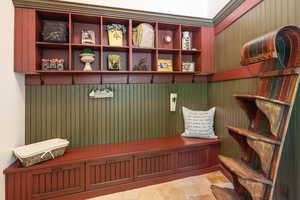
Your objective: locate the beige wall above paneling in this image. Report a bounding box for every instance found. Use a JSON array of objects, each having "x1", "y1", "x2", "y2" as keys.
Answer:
[{"x1": 215, "y1": 0, "x2": 300, "y2": 72}]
